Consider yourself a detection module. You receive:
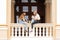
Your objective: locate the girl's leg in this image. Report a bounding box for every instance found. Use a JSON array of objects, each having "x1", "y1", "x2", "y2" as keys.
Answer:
[
  {"x1": 31, "y1": 19, "x2": 35, "y2": 29},
  {"x1": 24, "y1": 23, "x2": 28, "y2": 32}
]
